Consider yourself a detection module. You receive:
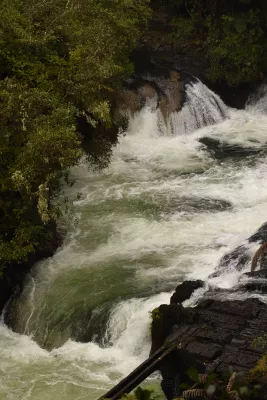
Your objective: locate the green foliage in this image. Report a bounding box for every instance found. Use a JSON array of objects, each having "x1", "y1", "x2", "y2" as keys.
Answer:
[
  {"x1": 252, "y1": 334, "x2": 267, "y2": 350},
  {"x1": 134, "y1": 387, "x2": 154, "y2": 400},
  {"x1": 0, "y1": 0, "x2": 150, "y2": 271},
  {"x1": 248, "y1": 355, "x2": 267, "y2": 381},
  {"x1": 121, "y1": 385, "x2": 163, "y2": 400},
  {"x1": 164, "y1": 0, "x2": 267, "y2": 85},
  {"x1": 249, "y1": 334, "x2": 267, "y2": 381},
  {"x1": 206, "y1": 10, "x2": 267, "y2": 85},
  {"x1": 150, "y1": 307, "x2": 161, "y2": 322}
]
